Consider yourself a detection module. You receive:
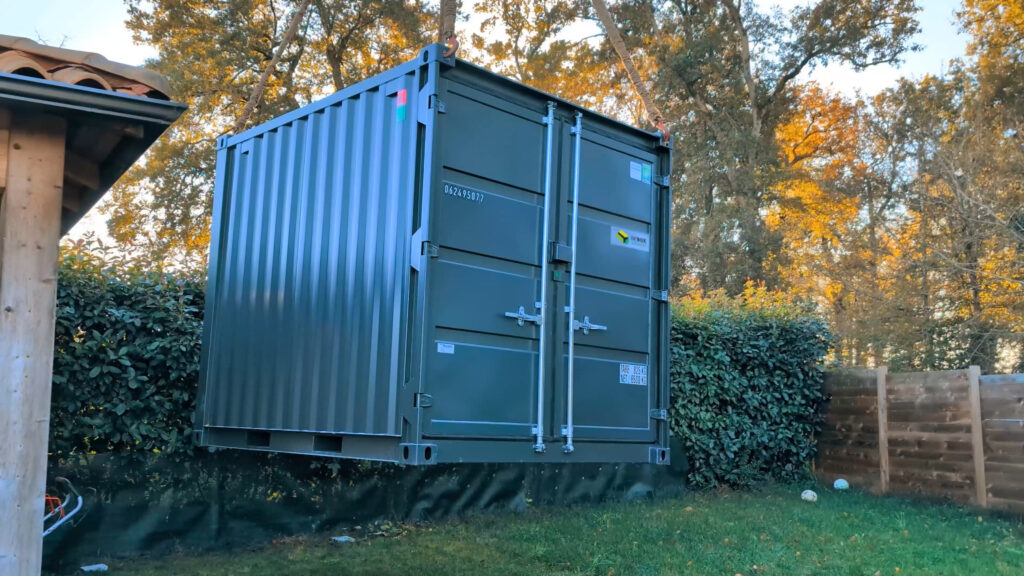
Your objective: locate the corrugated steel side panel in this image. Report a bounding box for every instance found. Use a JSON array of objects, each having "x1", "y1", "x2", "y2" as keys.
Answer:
[{"x1": 199, "y1": 68, "x2": 420, "y2": 436}]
